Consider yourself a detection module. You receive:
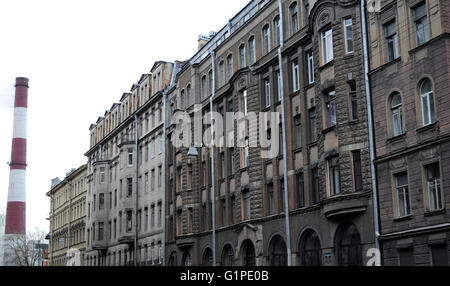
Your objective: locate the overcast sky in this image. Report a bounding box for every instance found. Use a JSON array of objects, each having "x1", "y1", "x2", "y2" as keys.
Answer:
[{"x1": 0, "y1": 0, "x2": 250, "y2": 233}]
